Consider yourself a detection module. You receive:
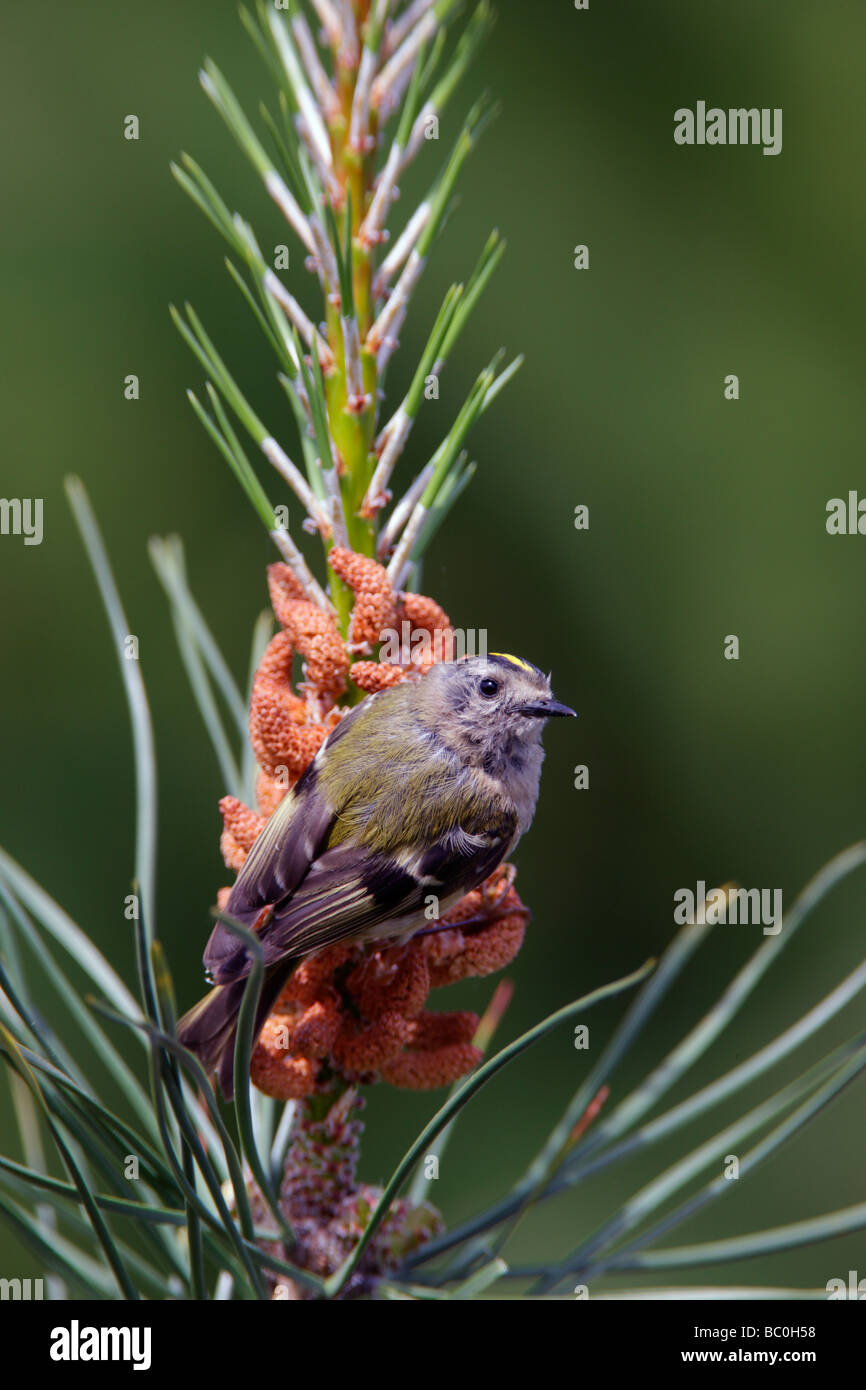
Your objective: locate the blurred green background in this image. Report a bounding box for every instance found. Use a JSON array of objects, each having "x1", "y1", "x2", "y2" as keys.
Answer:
[{"x1": 2, "y1": 0, "x2": 865, "y2": 1293}]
